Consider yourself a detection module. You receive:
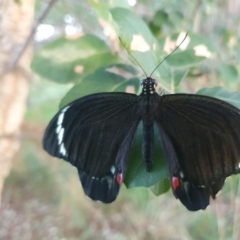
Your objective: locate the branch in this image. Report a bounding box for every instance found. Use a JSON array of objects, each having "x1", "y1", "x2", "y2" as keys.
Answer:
[{"x1": 7, "y1": 0, "x2": 58, "y2": 71}]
